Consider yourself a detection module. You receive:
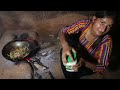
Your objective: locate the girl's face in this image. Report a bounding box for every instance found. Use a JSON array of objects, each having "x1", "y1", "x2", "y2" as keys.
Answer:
[{"x1": 92, "y1": 16, "x2": 114, "y2": 36}]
